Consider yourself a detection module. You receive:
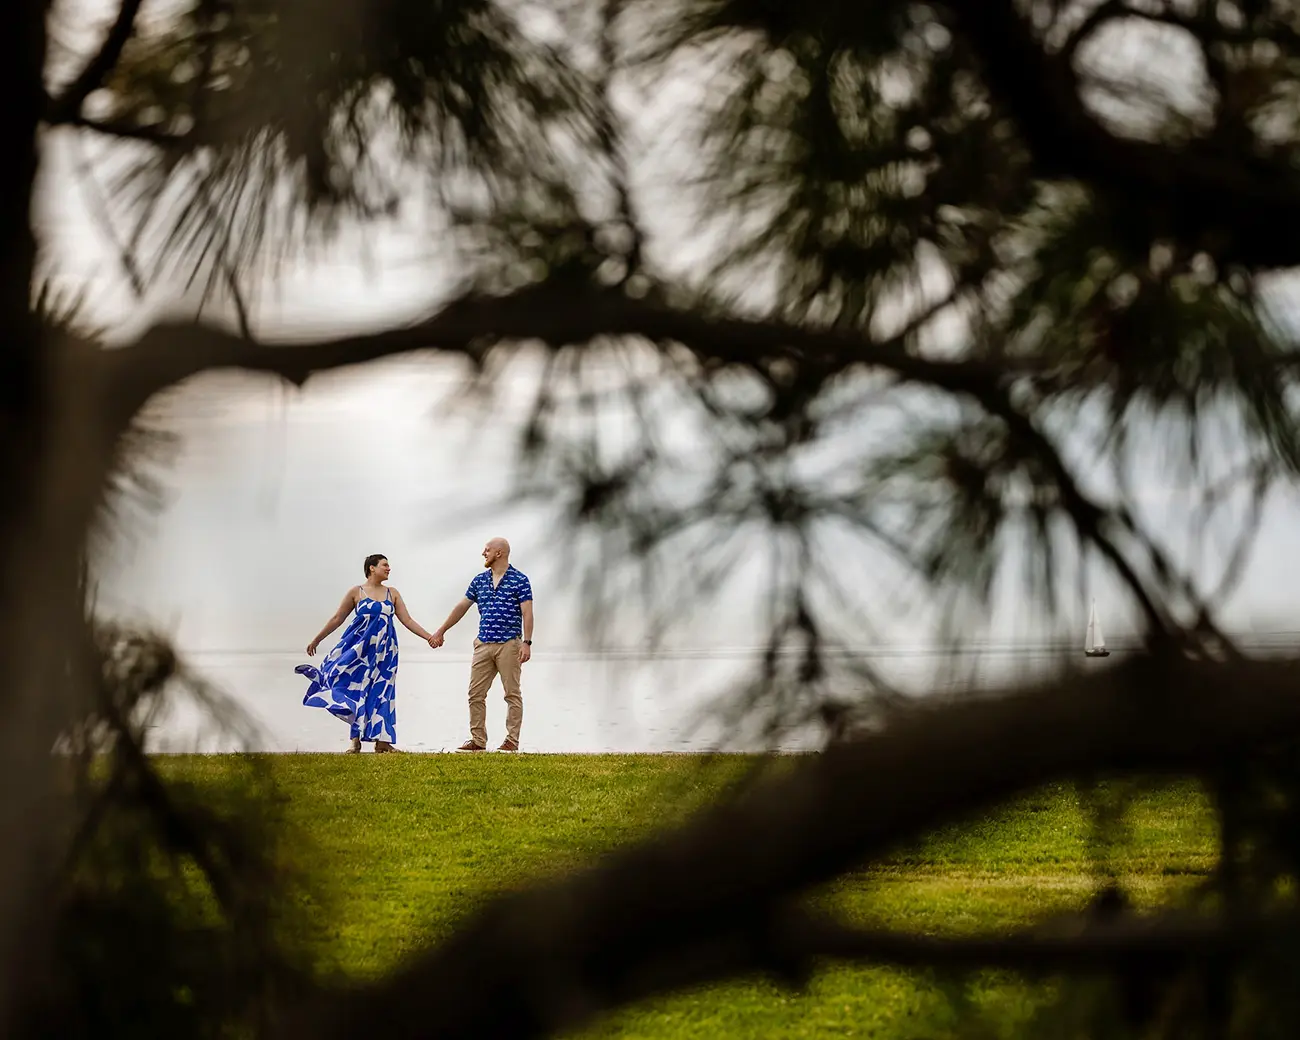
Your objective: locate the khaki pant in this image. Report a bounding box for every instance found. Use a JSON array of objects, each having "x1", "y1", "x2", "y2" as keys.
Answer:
[{"x1": 467, "y1": 638, "x2": 523, "y2": 746}]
